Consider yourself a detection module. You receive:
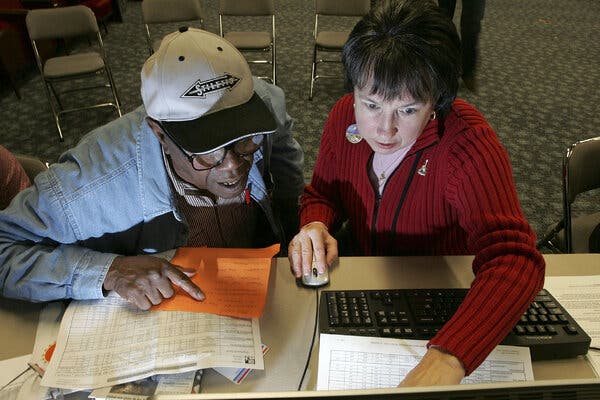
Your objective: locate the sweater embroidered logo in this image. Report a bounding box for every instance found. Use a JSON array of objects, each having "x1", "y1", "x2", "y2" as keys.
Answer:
[
  {"x1": 182, "y1": 74, "x2": 241, "y2": 98},
  {"x1": 418, "y1": 159, "x2": 429, "y2": 176}
]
